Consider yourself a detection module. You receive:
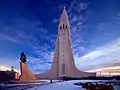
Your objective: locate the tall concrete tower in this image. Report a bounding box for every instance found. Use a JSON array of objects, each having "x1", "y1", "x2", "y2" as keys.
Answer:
[
  {"x1": 20, "y1": 8, "x2": 96, "y2": 81},
  {"x1": 36, "y1": 8, "x2": 96, "y2": 79}
]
